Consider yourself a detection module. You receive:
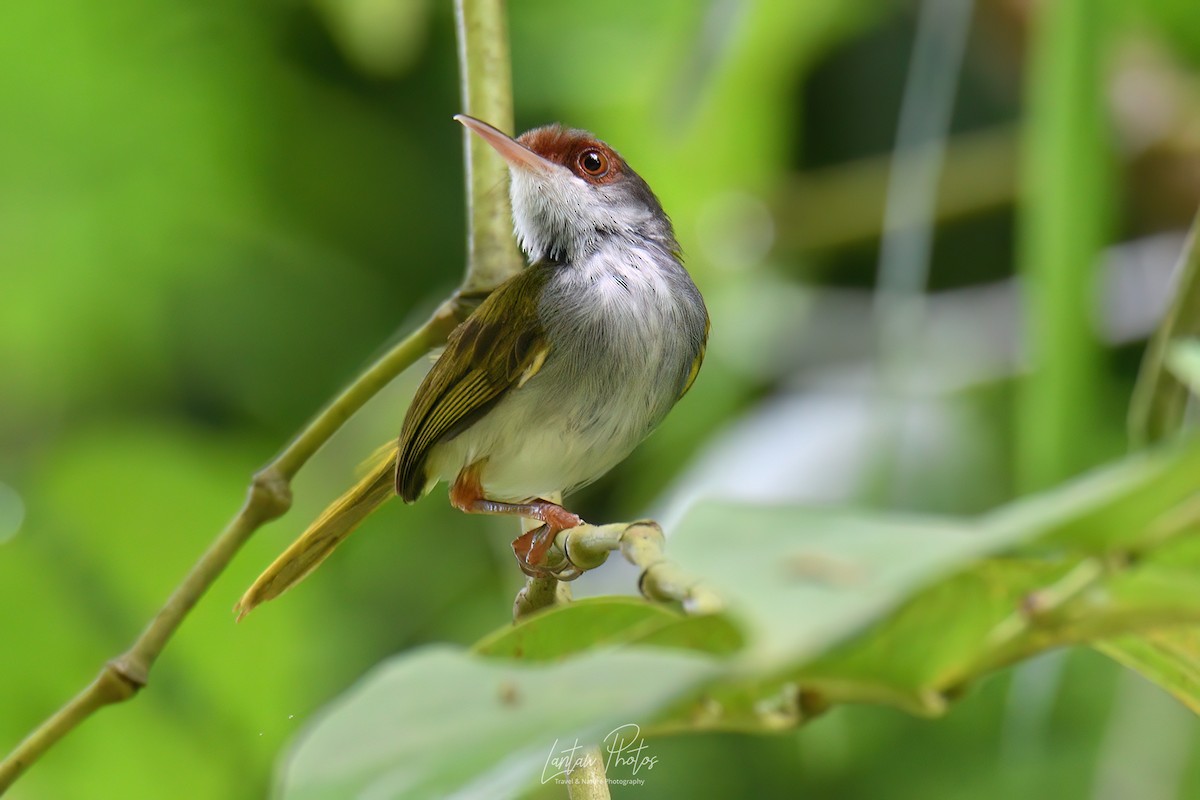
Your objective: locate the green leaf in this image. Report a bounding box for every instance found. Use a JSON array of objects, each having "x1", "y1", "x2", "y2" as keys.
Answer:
[
  {"x1": 794, "y1": 558, "x2": 1072, "y2": 712},
  {"x1": 282, "y1": 439, "x2": 1200, "y2": 794},
  {"x1": 1097, "y1": 628, "x2": 1200, "y2": 715},
  {"x1": 631, "y1": 612, "x2": 744, "y2": 655},
  {"x1": 667, "y1": 501, "x2": 1057, "y2": 669},
  {"x1": 274, "y1": 443, "x2": 1200, "y2": 796},
  {"x1": 794, "y1": 533, "x2": 1200, "y2": 719},
  {"x1": 473, "y1": 597, "x2": 742, "y2": 661},
  {"x1": 649, "y1": 539, "x2": 1200, "y2": 735},
  {"x1": 278, "y1": 645, "x2": 720, "y2": 800},
  {"x1": 638, "y1": 558, "x2": 1075, "y2": 733},
  {"x1": 986, "y1": 435, "x2": 1200, "y2": 553}
]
